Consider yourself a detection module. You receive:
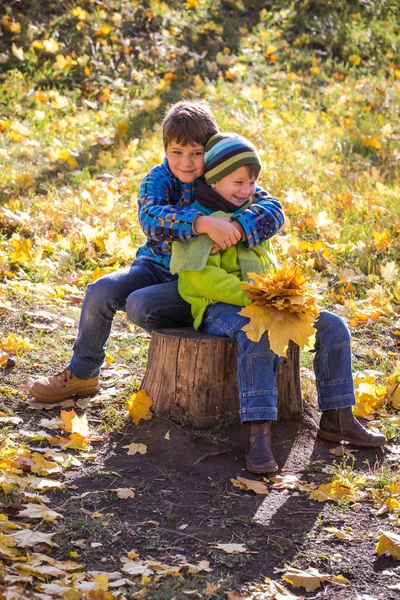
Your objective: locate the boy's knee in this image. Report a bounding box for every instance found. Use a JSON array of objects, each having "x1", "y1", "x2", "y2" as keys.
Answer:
[
  {"x1": 317, "y1": 311, "x2": 351, "y2": 343},
  {"x1": 126, "y1": 289, "x2": 148, "y2": 329}
]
